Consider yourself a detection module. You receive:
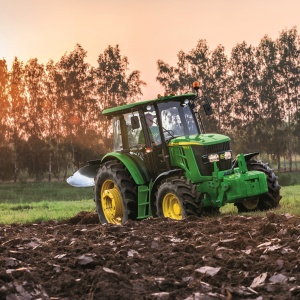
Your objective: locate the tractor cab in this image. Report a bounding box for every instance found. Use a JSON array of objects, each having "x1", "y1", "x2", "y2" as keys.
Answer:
[{"x1": 109, "y1": 95, "x2": 200, "y2": 178}]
